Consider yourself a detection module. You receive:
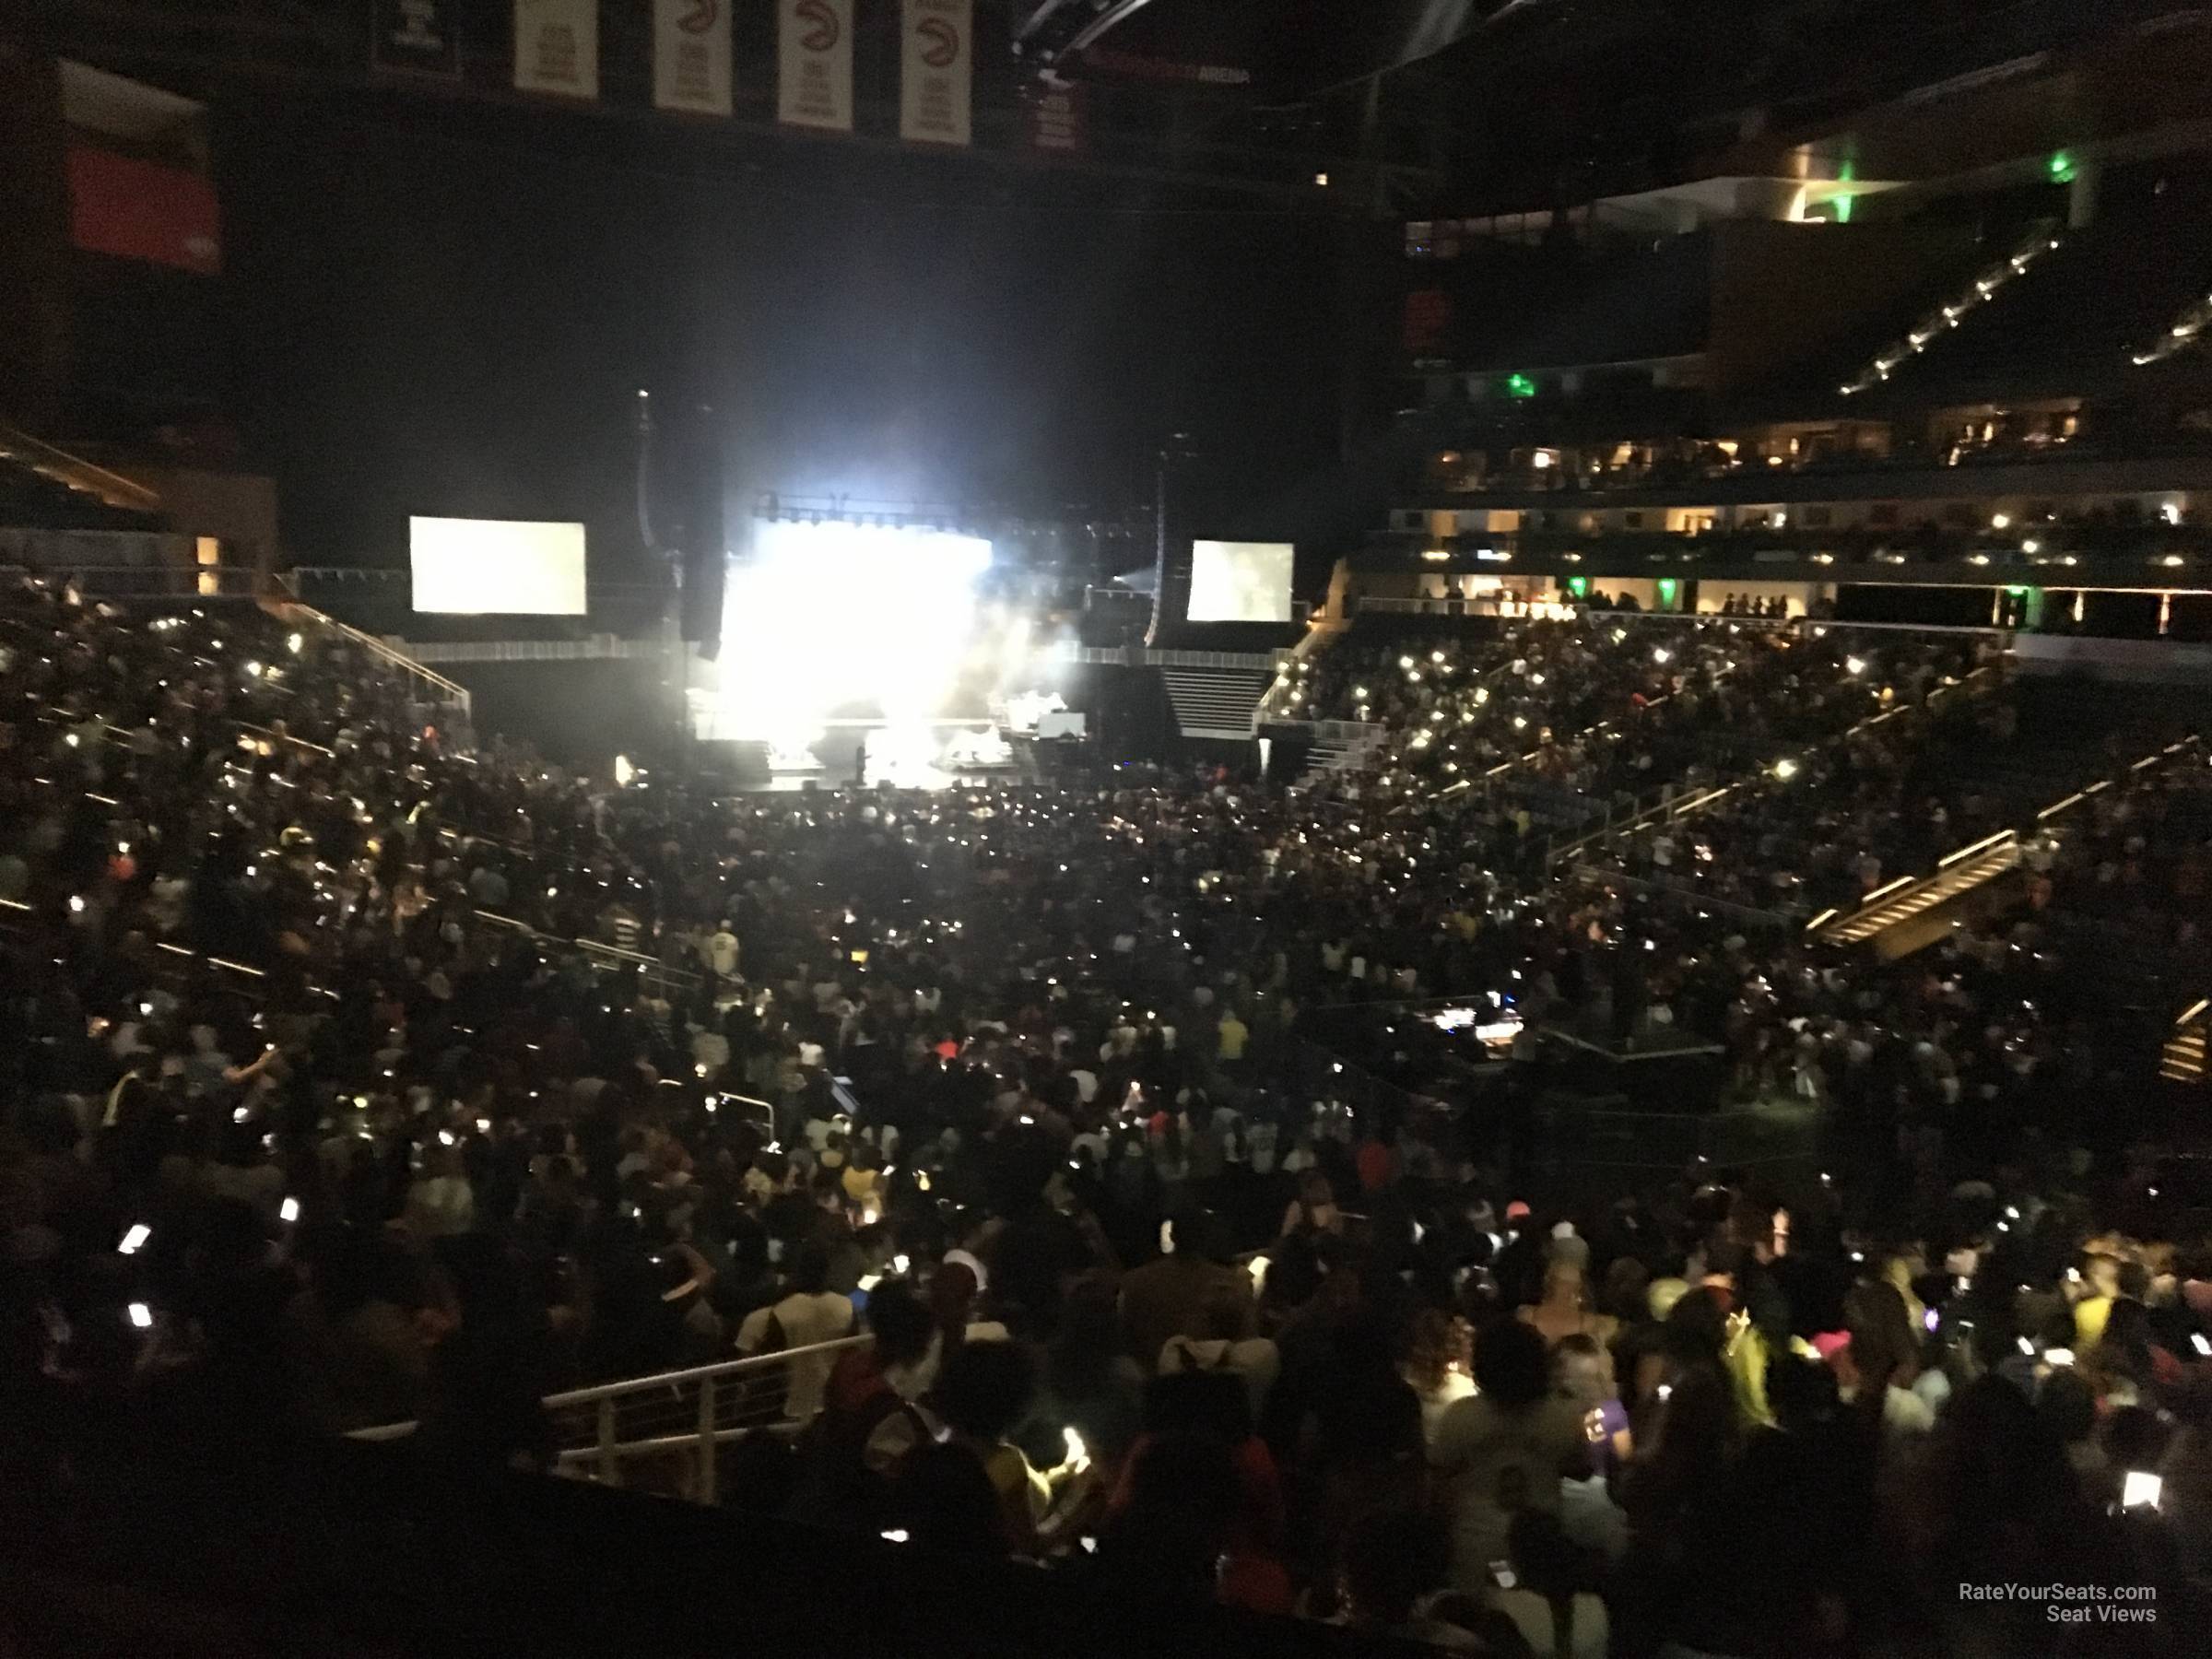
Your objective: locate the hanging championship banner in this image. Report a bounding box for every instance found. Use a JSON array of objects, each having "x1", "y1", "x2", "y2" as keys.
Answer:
[
  {"x1": 778, "y1": 0, "x2": 853, "y2": 132},
  {"x1": 371, "y1": 0, "x2": 461, "y2": 79},
  {"x1": 1023, "y1": 81, "x2": 1084, "y2": 156},
  {"x1": 653, "y1": 0, "x2": 732, "y2": 116},
  {"x1": 514, "y1": 0, "x2": 598, "y2": 100},
  {"x1": 900, "y1": 0, "x2": 971, "y2": 147}
]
